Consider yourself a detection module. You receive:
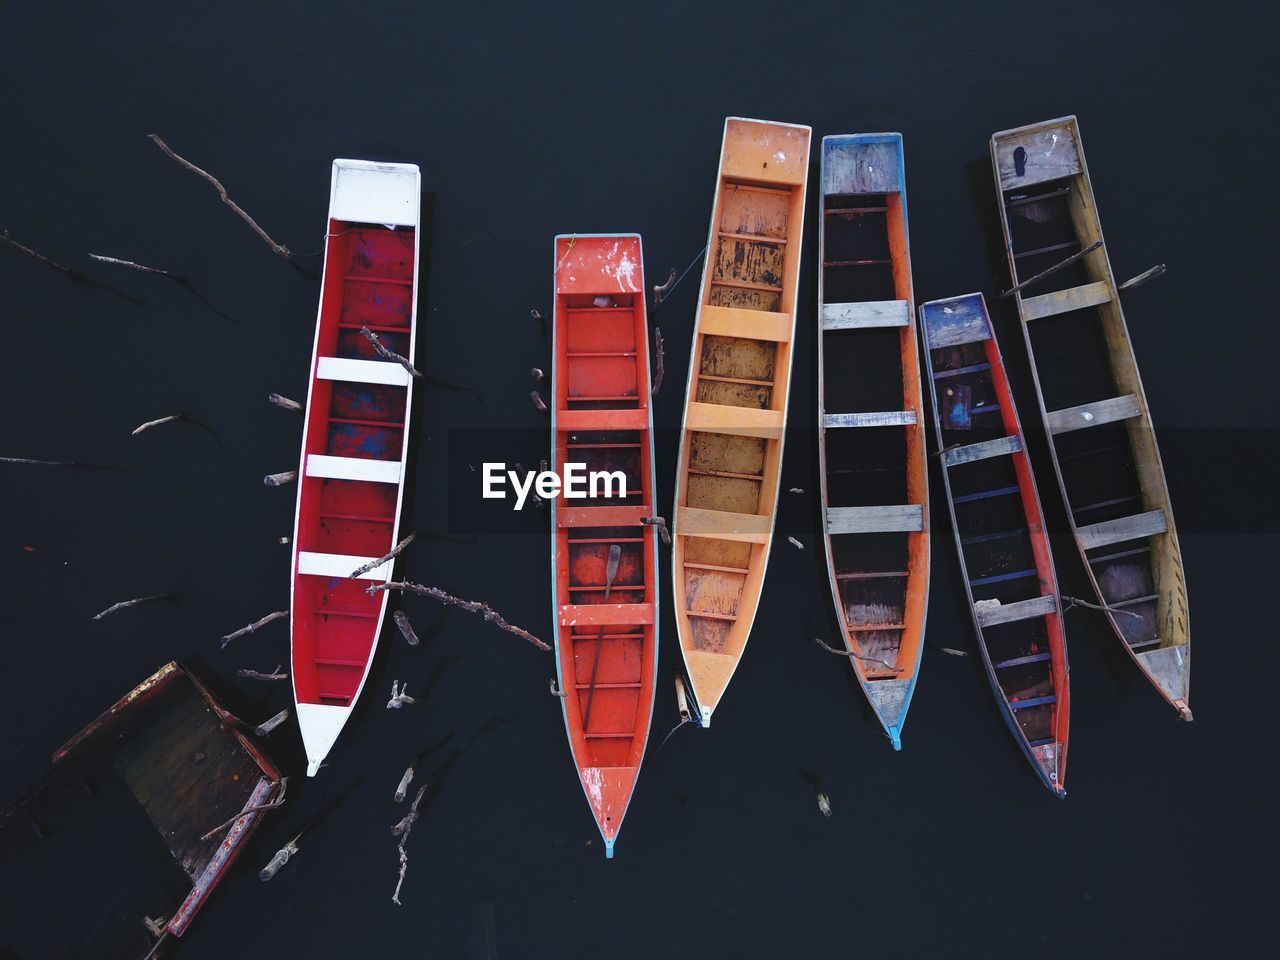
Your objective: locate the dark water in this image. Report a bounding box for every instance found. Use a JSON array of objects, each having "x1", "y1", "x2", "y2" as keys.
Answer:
[{"x1": 2, "y1": 0, "x2": 1276, "y2": 956}]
